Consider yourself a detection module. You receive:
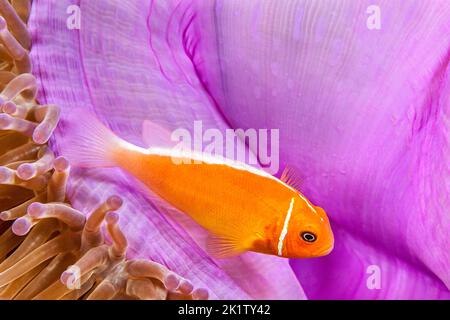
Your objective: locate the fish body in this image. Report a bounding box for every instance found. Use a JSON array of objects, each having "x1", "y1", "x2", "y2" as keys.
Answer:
[{"x1": 62, "y1": 111, "x2": 334, "y2": 258}]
